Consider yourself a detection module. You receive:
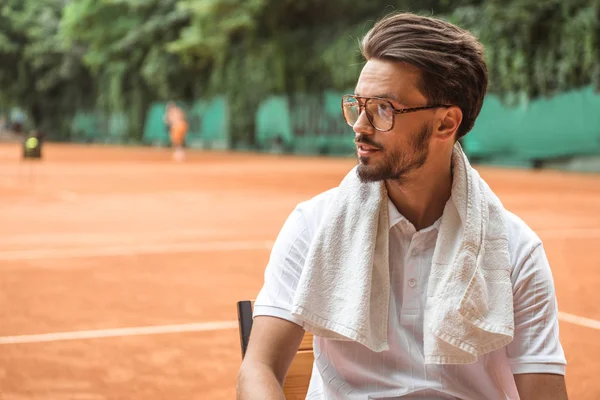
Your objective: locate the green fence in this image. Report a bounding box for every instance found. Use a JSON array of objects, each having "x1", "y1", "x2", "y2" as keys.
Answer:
[
  {"x1": 256, "y1": 87, "x2": 600, "y2": 161},
  {"x1": 70, "y1": 111, "x2": 129, "y2": 144},
  {"x1": 464, "y1": 86, "x2": 600, "y2": 162},
  {"x1": 256, "y1": 90, "x2": 355, "y2": 156},
  {"x1": 142, "y1": 97, "x2": 230, "y2": 149},
  {"x1": 67, "y1": 87, "x2": 600, "y2": 165}
]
